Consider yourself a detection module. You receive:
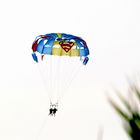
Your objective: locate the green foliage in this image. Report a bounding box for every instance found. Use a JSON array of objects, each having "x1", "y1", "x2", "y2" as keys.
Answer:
[{"x1": 109, "y1": 83, "x2": 140, "y2": 140}]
